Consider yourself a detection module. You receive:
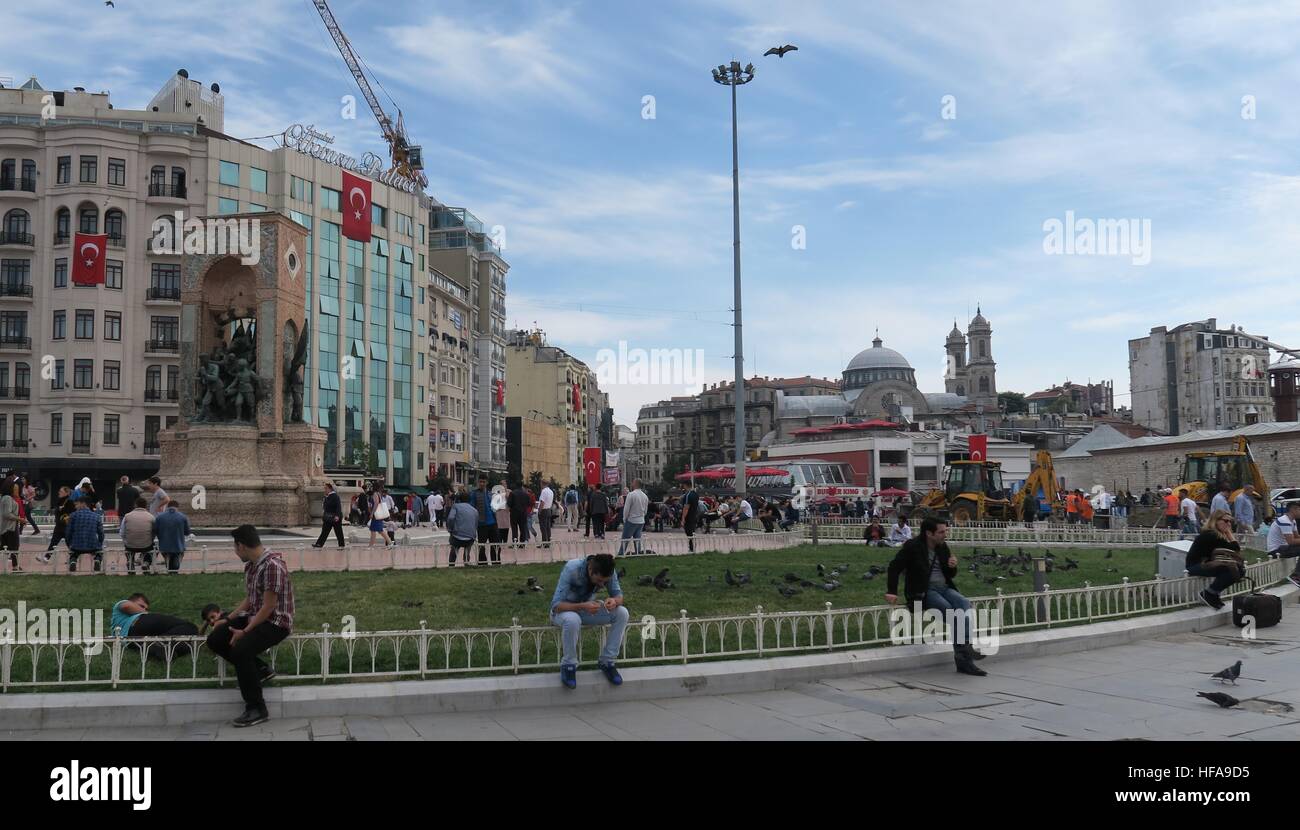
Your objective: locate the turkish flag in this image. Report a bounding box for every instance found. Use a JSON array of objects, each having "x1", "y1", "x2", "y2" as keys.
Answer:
[
  {"x1": 573, "y1": 383, "x2": 582, "y2": 412},
  {"x1": 583, "y1": 448, "x2": 602, "y2": 486},
  {"x1": 341, "y1": 171, "x2": 372, "y2": 242},
  {"x1": 72, "y1": 233, "x2": 107, "y2": 285},
  {"x1": 968, "y1": 434, "x2": 988, "y2": 462},
  {"x1": 494, "y1": 378, "x2": 505, "y2": 407}
]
